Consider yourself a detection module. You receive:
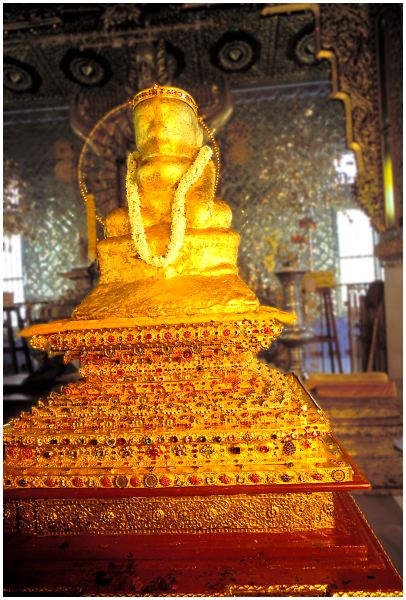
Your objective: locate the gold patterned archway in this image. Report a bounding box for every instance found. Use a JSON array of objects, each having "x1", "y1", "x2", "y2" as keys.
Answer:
[{"x1": 262, "y1": 4, "x2": 386, "y2": 232}]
